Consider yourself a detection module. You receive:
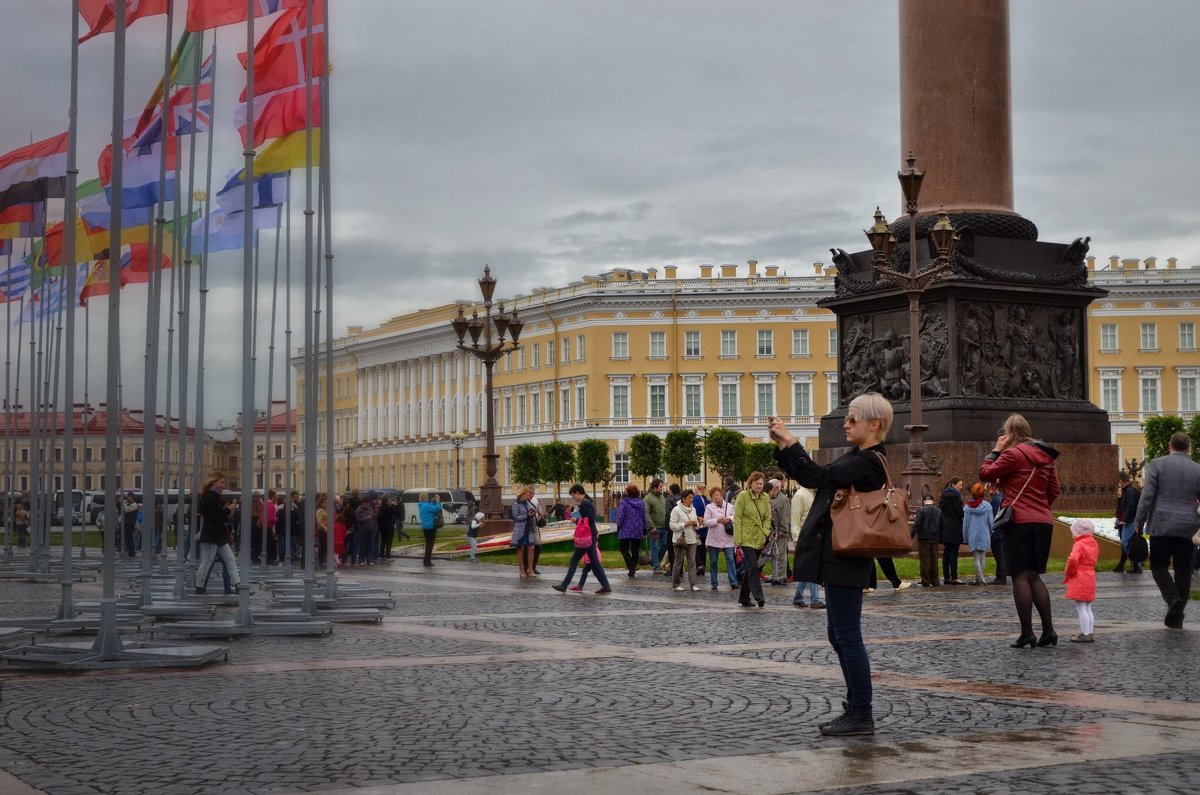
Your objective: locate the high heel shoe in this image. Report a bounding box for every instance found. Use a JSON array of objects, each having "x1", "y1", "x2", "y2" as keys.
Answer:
[
  {"x1": 1010, "y1": 634, "x2": 1037, "y2": 649},
  {"x1": 1037, "y1": 632, "x2": 1058, "y2": 647}
]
